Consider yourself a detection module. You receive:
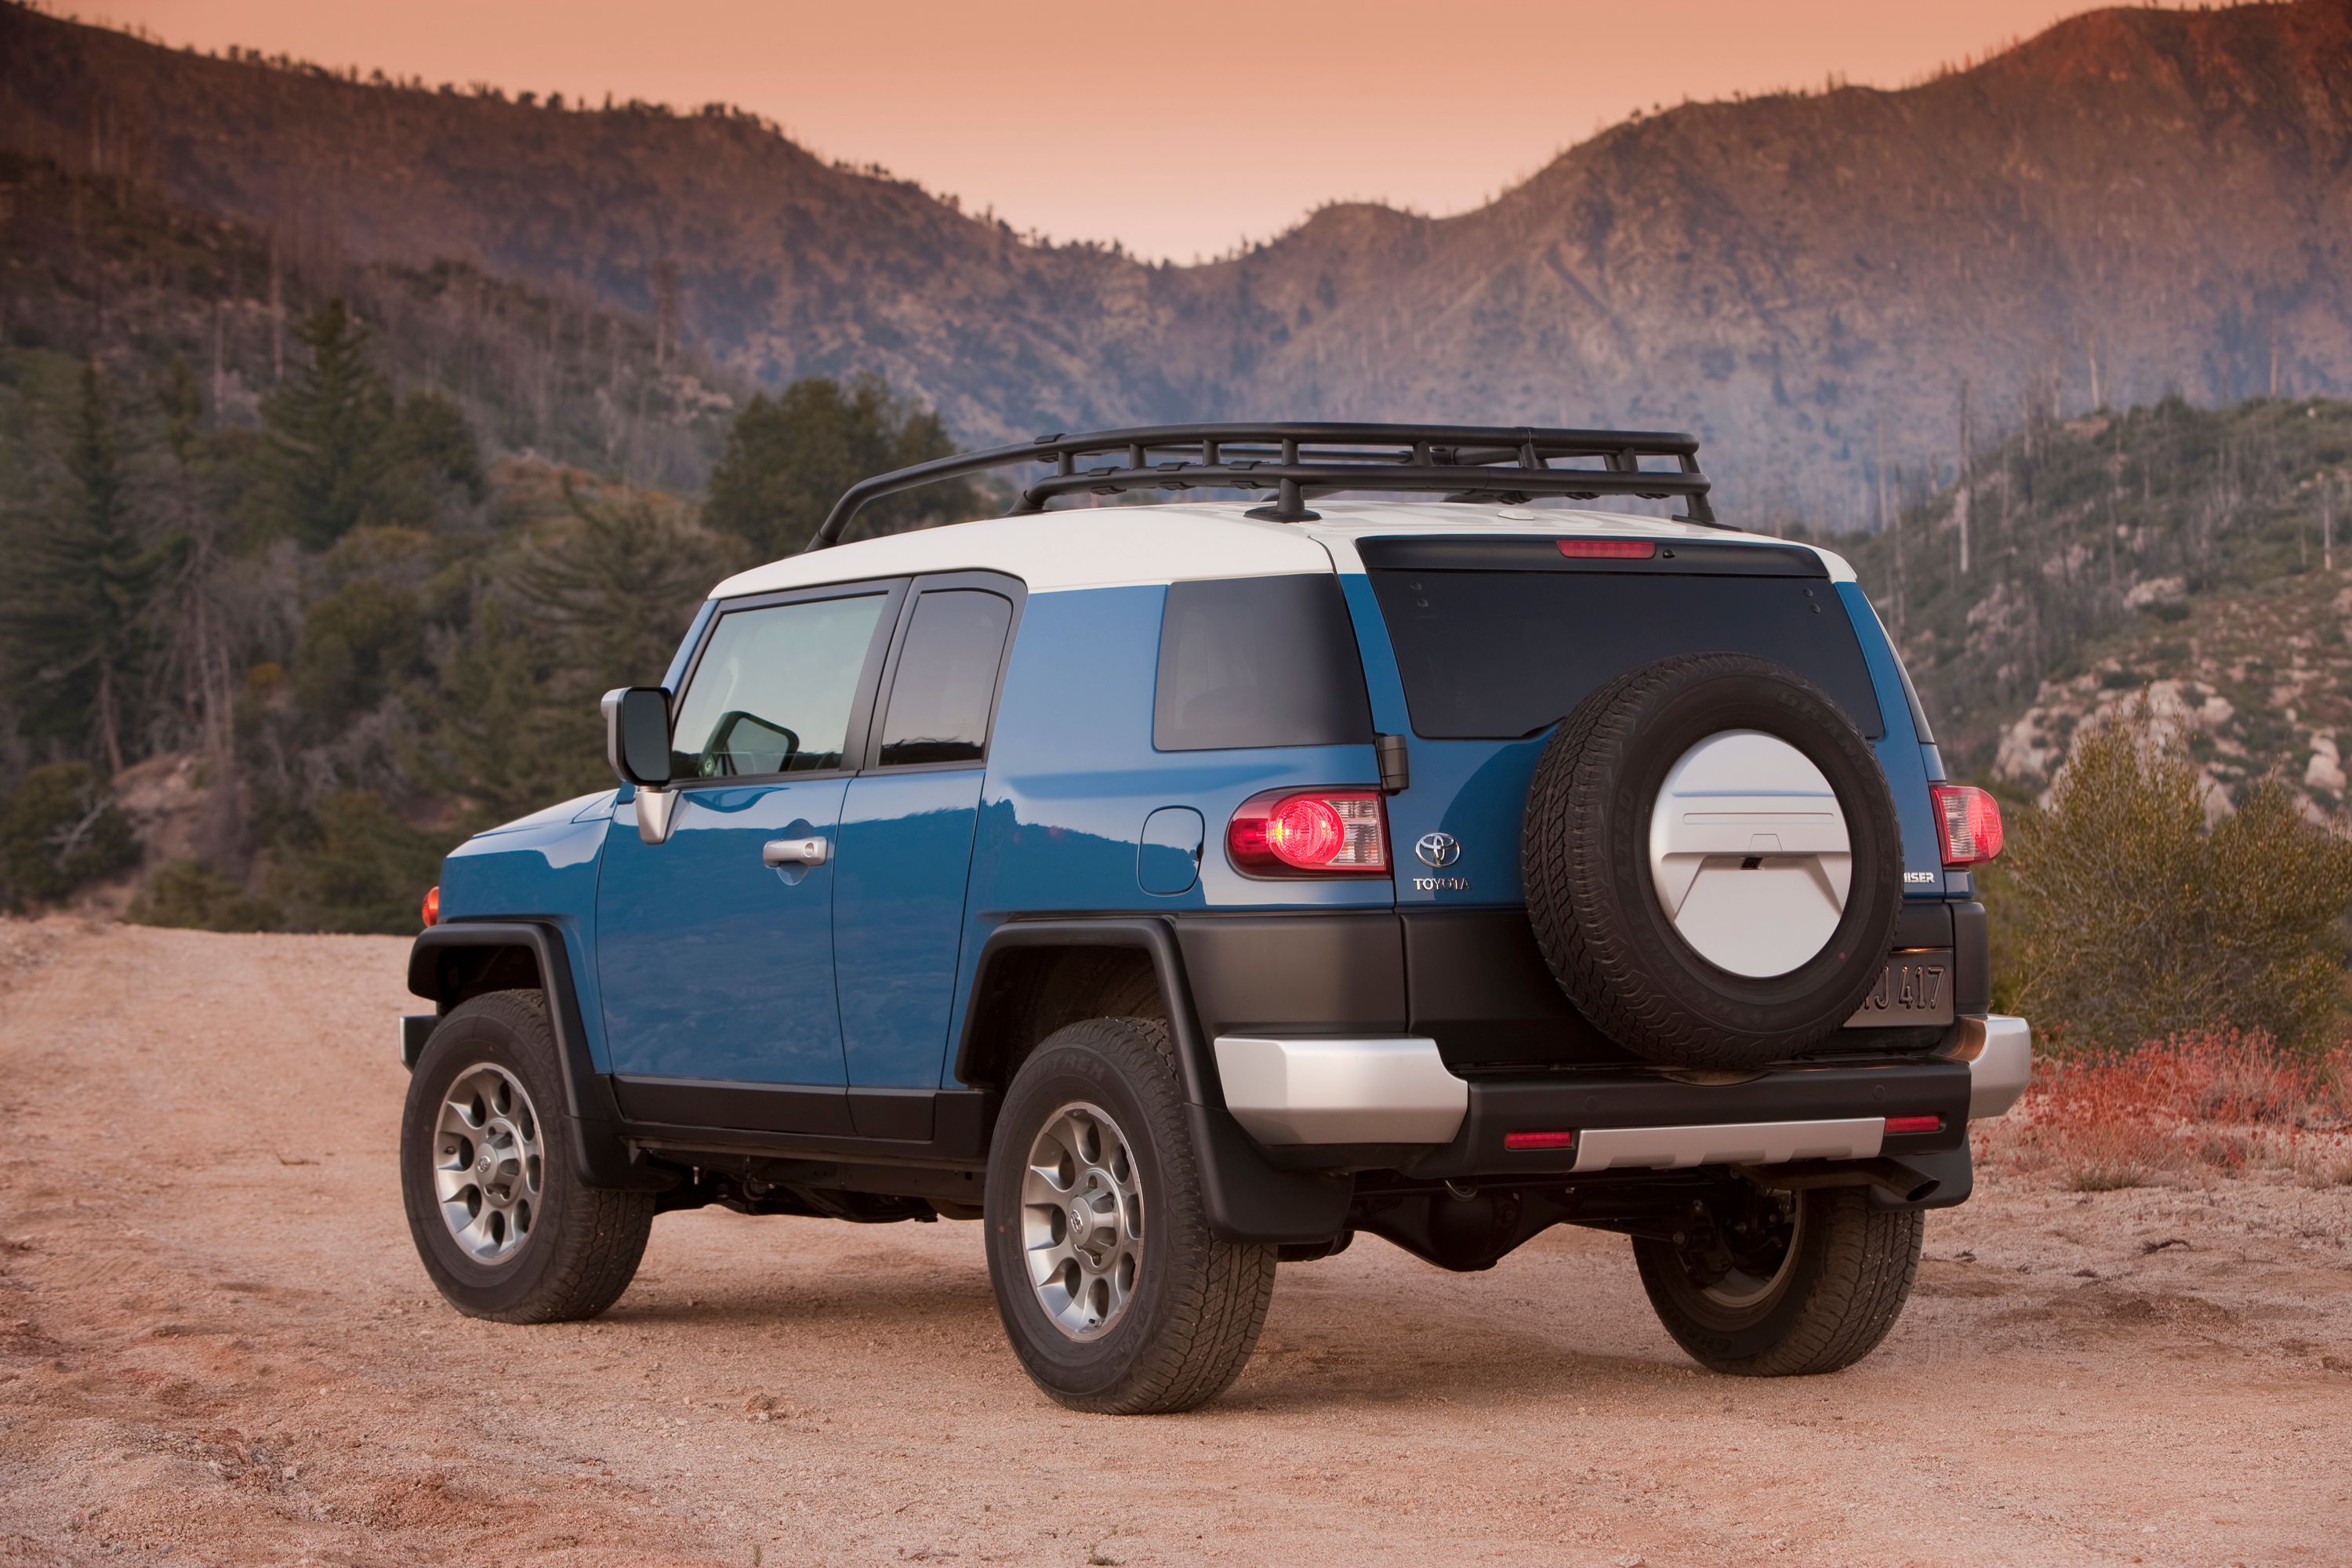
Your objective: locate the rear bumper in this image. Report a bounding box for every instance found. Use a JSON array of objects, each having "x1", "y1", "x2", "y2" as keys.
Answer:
[{"x1": 1214, "y1": 1012, "x2": 2031, "y2": 1177}]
